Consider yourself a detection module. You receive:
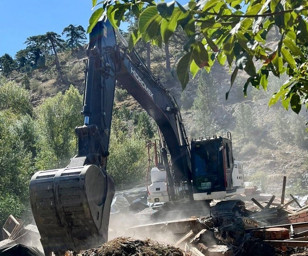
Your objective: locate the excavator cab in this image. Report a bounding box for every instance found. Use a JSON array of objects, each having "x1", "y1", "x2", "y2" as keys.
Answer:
[{"x1": 191, "y1": 134, "x2": 236, "y2": 200}]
